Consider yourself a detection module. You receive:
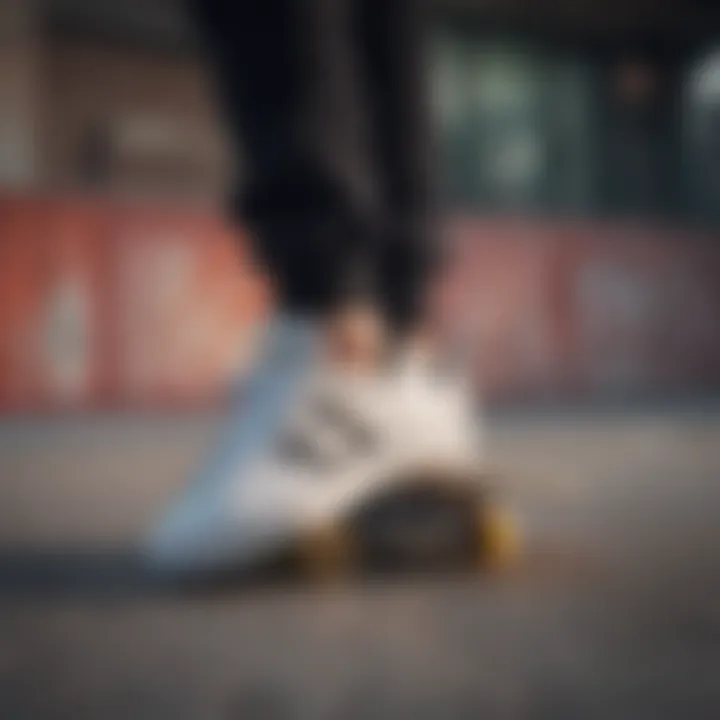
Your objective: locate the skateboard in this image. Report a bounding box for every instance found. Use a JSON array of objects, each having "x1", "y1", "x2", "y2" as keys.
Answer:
[{"x1": 288, "y1": 468, "x2": 520, "y2": 581}]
